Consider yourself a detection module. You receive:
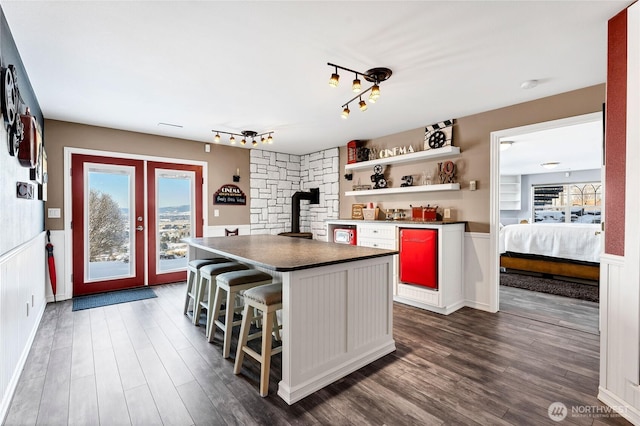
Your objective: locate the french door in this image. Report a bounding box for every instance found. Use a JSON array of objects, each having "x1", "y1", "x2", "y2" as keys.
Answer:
[{"x1": 71, "y1": 154, "x2": 203, "y2": 296}]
